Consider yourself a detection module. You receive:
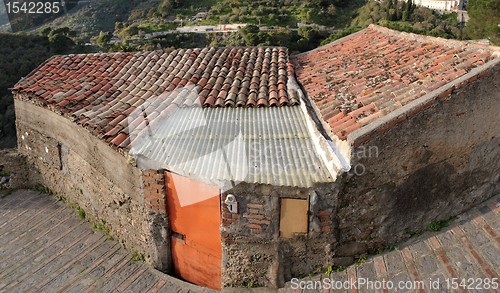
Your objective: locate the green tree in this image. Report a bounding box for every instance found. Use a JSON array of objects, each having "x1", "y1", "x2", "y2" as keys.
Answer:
[
  {"x1": 403, "y1": 0, "x2": 413, "y2": 21},
  {"x1": 41, "y1": 27, "x2": 52, "y2": 37},
  {"x1": 119, "y1": 25, "x2": 139, "y2": 39},
  {"x1": 385, "y1": 0, "x2": 397, "y2": 21},
  {"x1": 97, "y1": 31, "x2": 113, "y2": 48},
  {"x1": 327, "y1": 4, "x2": 337, "y2": 16},
  {"x1": 268, "y1": 28, "x2": 295, "y2": 47},
  {"x1": 110, "y1": 41, "x2": 137, "y2": 52},
  {"x1": 298, "y1": 26, "x2": 320, "y2": 40},
  {"x1": 239, "y1": 25, "x2": 261, "y2": 45},
  {"x1": 407, "y1": 0, "x2": 414, "y2": 13},
  {"x1": 49, "y1": 27, "x2": 71, "y2": 37},
  {"x1": 159, "y1": 0, "x2": 173, "y2": 16},
  {"x1": 0, "y1": 33, "x2": 68, "y2": 148},
  {"x1": 159, "y1": 0, "x2": 180, "y2": 16},
  {"x1": 466, "y1": 0, "x2": 500, "y2": 45},
  {"x1": 115, "y1": 22, "x2": 126, "y2": 33},
  {"x1": 48, "y1": 32, "x2": 75, "y2": 53}
]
